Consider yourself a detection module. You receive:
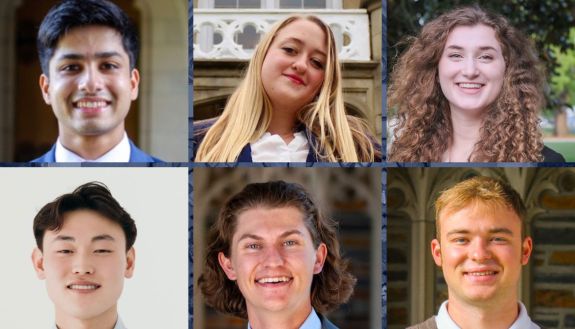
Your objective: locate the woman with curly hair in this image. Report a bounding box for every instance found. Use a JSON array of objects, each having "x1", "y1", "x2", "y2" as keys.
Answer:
[
  {"x1": 193, "y1": 15, "x2": 380, "y2": 162},
  {"x1": 197, "y1": 181, "x2": 355, "y2": 329},
  {"x1": 388, "y1": 5, "x2": 564, "y2": 162}
]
